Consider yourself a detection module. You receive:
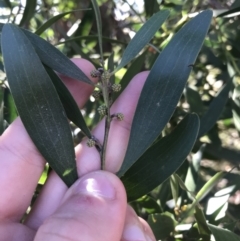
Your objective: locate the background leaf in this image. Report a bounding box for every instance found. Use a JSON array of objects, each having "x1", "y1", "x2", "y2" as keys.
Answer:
[
  {"x1": 121, "y1": 114, "x2": 199, "y2": 201},
  {"x1": 2, "y1": 24, "x2": 78, "y2": 186},
  {"x1": 91, "y1": 0, "x2": 103, "y2": 64},
  {"x1": 118, "y1": 10, "x2": 212, "y2": 177},
  {"x1": 198, "y1": 80, "x2": 231, "y2": 138},
  {"x1": 114, "y1": 10, "x2": 170, "y2": 73},
  {"x1": 208, "y1": 224, "x2": 240, "y2": 241},
  {"x1": 19, "y1": 0, "x2": 37, "y2": 26},
  {"x1": 35, "y1": 10, "x2": 90, "y2": 35}
]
